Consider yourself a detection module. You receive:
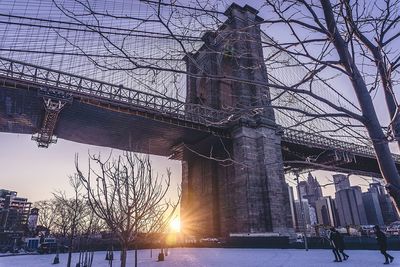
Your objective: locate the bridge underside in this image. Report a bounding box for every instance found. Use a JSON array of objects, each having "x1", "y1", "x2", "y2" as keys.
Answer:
[
  {"x1": 1, "y1": 84, "x2": 400, "y2": 178},
  {"x1": 0, "y1": 86, "x2": 225, "y2": 157},
  {"x1": 281, "y1": 141, "x2": 400, "y2": 178}
]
